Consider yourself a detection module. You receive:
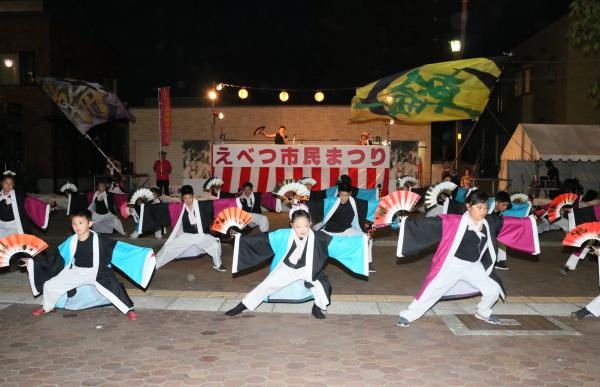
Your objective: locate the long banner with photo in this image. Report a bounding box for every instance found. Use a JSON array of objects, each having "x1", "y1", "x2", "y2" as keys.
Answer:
[{"x1": 211, "y1": 144, "x2": 390, "y2": 194}]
